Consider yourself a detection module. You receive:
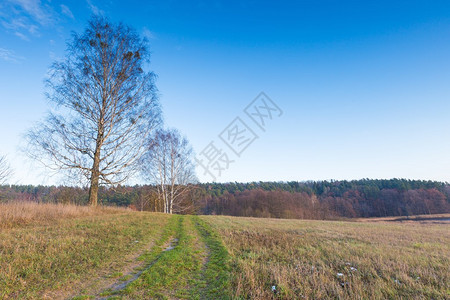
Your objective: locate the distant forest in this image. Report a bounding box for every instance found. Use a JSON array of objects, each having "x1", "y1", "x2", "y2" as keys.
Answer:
[{"x1": 1, "y1": 179, "x2": 449, "y2": 219}]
